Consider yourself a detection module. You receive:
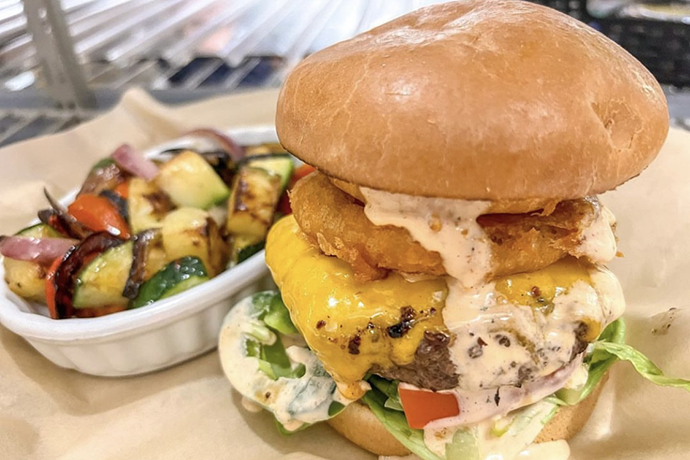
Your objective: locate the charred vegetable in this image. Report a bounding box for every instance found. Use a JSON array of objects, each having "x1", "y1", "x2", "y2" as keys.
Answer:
[
  {"x1": 79, "y1": 158, "x2": 128, "y2": 196},
  {"x1": 111, "y1": 144, "x2": 159, "y2": 180},
  {"x1": 67, "y1": 193, "x2": 131, "y2": 239},
  {"x1": 156, "y1": 150, "x2": 230, "y2": 209},
  {"x1": 132, "y1": 256, "x2": 209, "y2": 308},
  {"x1": 185, "y1": 128, "x2": 245, "y2": 162},
  {"x1": 2, "y1": 224, "x2": 66, "y2": 303},
  {"x1": 236, "y1": 240, "x2": 265, "y2": 264},
  {"x1": 127, "y1": 178, "x2": 174, "y2": 233},
  {"x1": 123, "y1": 229, "x2": 167, "y2": 300},
  {"x1": 226, "y1": 167, "x2": 282, "y2": 240},
  {"x1": 99, "y1": 189, "x2": 129, "y2": 224},
  {"x1": 231, "y1": 234, "x2": 264, "y2": 265},
  {"x1": 244, "y1": 153, "x2": 294, "y2": 192},
  {"x1": 40, "y1": 189, "x2": 93, "y2": 239},
  {"x1": 161, "y1": 207, "x2": 229, "y2": 277},
  {"x1": 50, "y1": 232, "x2": 125, "y2": 319},
  {"x1": 72, "y1": 241, "x2": 133, "y2": 309}
]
